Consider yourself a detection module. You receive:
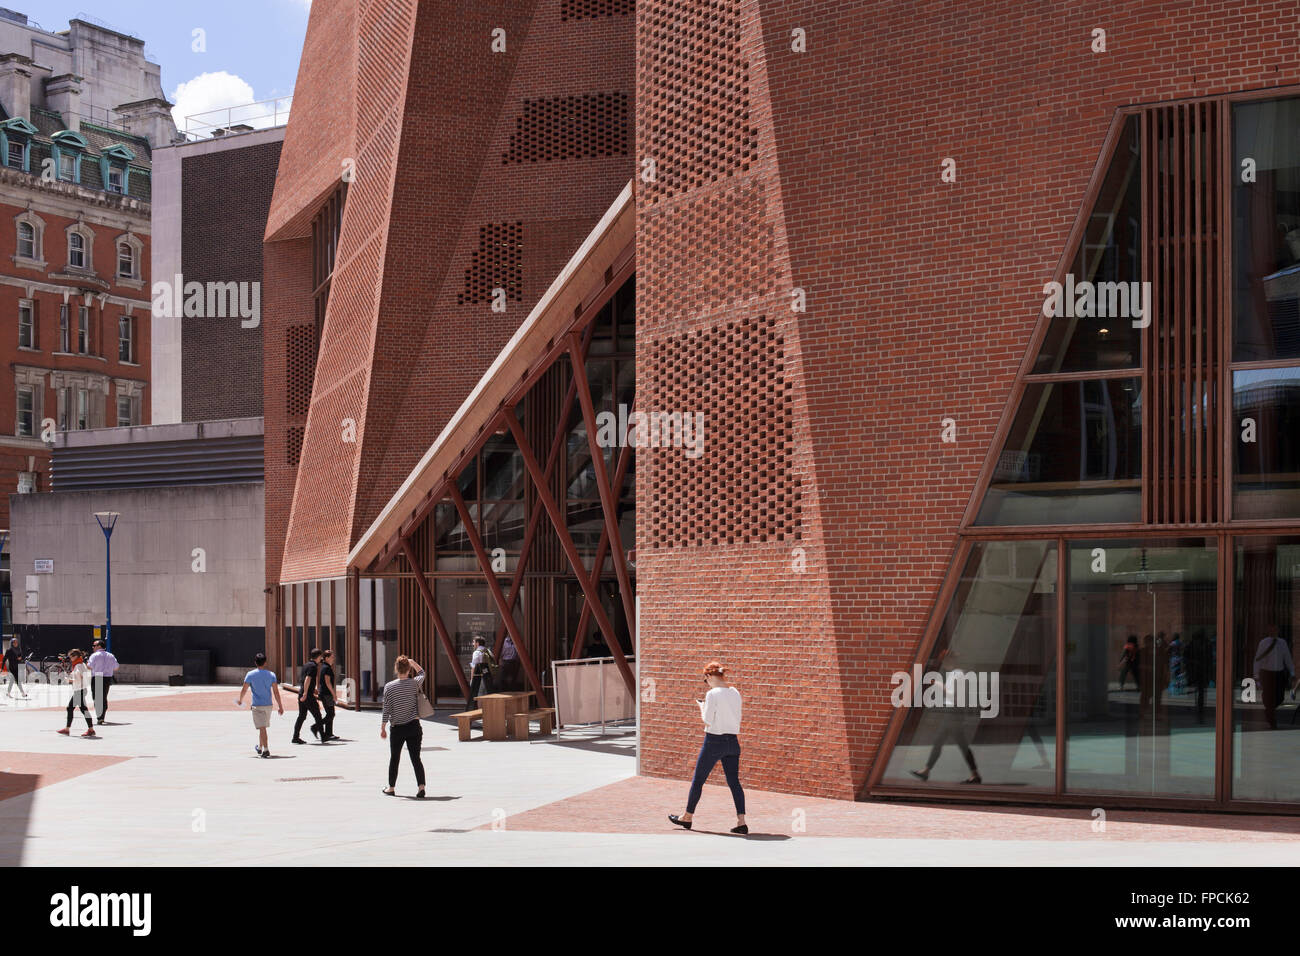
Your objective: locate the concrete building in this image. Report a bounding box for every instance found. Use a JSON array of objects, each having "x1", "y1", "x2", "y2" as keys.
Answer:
[
  {"x1": 263, "y1": 0, "x2": 1300, "y2": 815},
  {"x1": 9, "y1": 417, "x2": 264, "y2": 681},
  {"x1": 150, "y1": 125, "x2": 283, "y2": 424}
]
